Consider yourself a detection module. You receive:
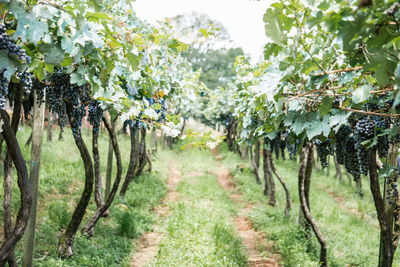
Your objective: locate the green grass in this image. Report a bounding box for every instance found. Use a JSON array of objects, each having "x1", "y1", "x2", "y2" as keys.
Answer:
[
  {"x1": 148, "y1": 149, "x2": 247, "y2": 267},
  {"x1": 0, "y1": 126, "x2": 167, "y2": 266},
  {"x1": 2, "y1": 125, "x2": 396, "y2": 266},
  {"x1": 218, "y1": 142, "x2": 399, "y2": 266}
]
